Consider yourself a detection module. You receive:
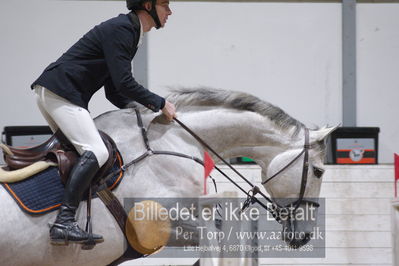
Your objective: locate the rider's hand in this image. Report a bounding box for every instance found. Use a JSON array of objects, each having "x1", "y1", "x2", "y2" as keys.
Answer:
[{"x1": 161, "y1": 101, "x2": 176, "y2": 122}]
